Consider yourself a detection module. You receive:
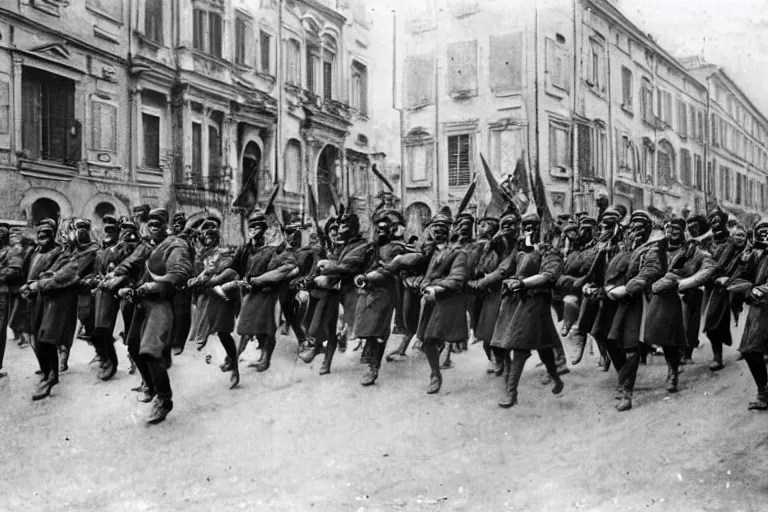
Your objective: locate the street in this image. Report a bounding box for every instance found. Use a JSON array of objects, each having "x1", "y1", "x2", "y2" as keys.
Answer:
[{"x1": 1, "y1": 318, "x2": 767, "y2": 512}]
